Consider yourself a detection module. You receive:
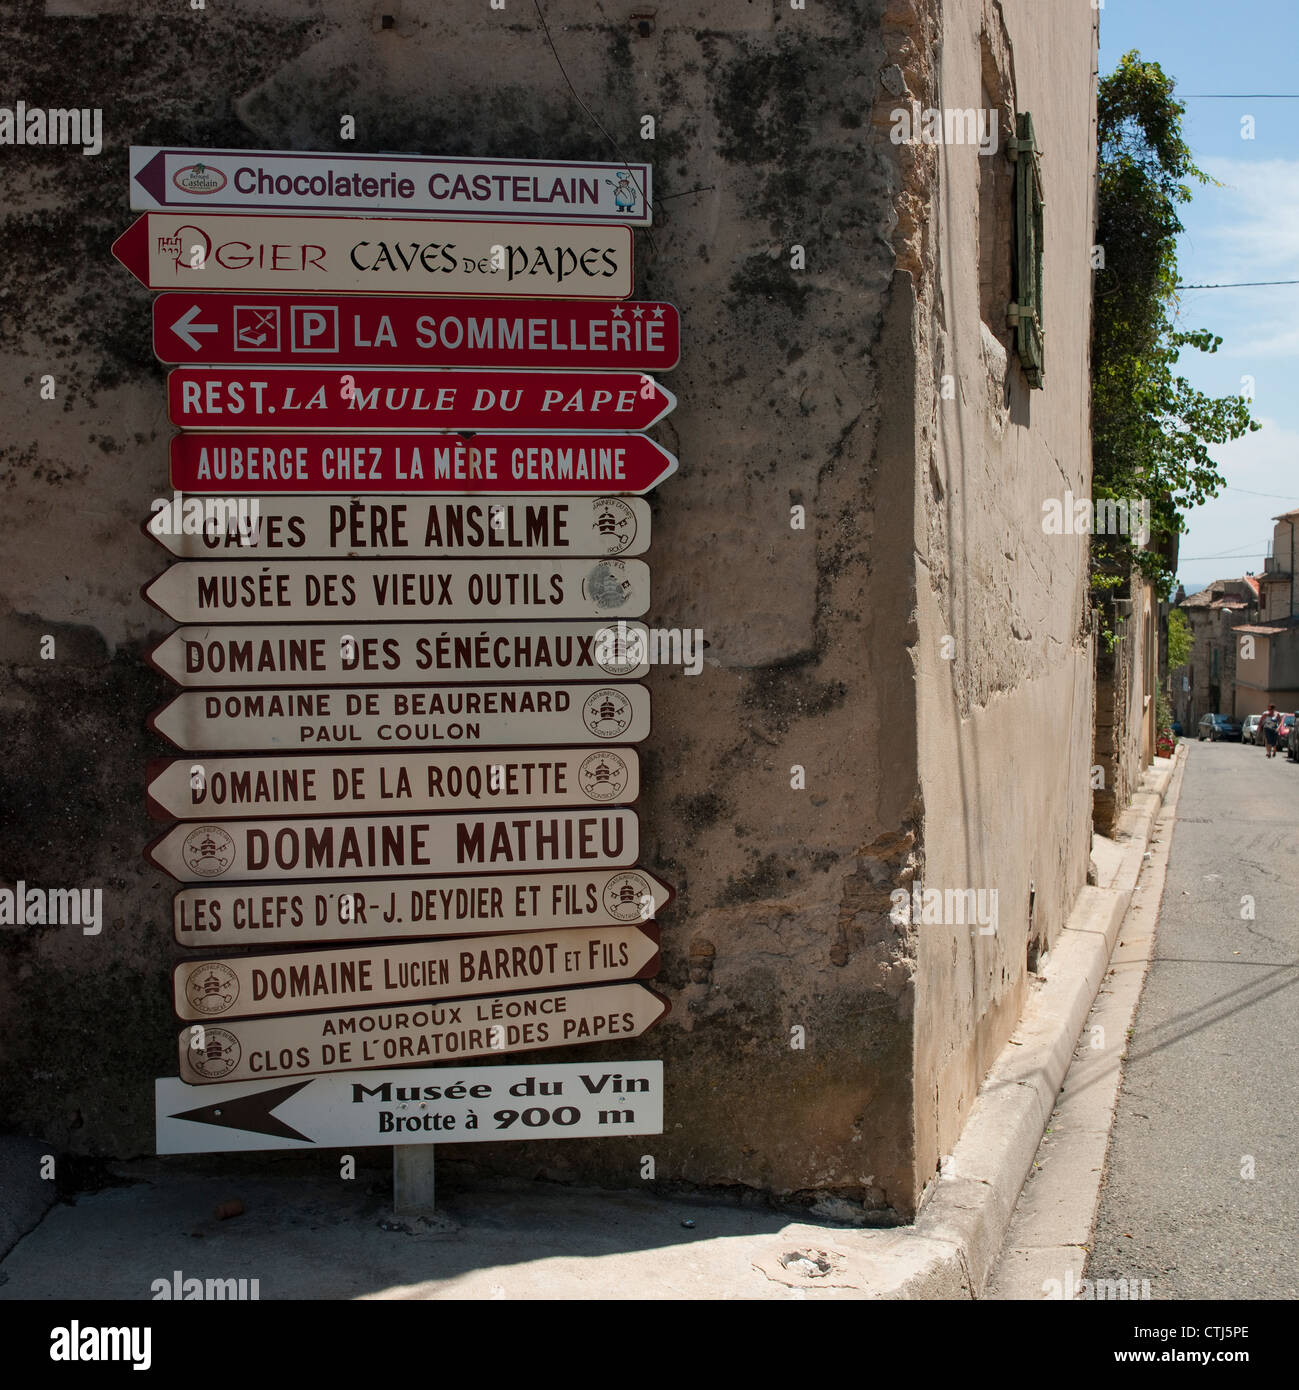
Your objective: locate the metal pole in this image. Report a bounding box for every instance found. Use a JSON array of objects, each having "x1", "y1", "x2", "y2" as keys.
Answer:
[{"x1": 393, "y1": 1145, "x2": 436, "y2": 1216}]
